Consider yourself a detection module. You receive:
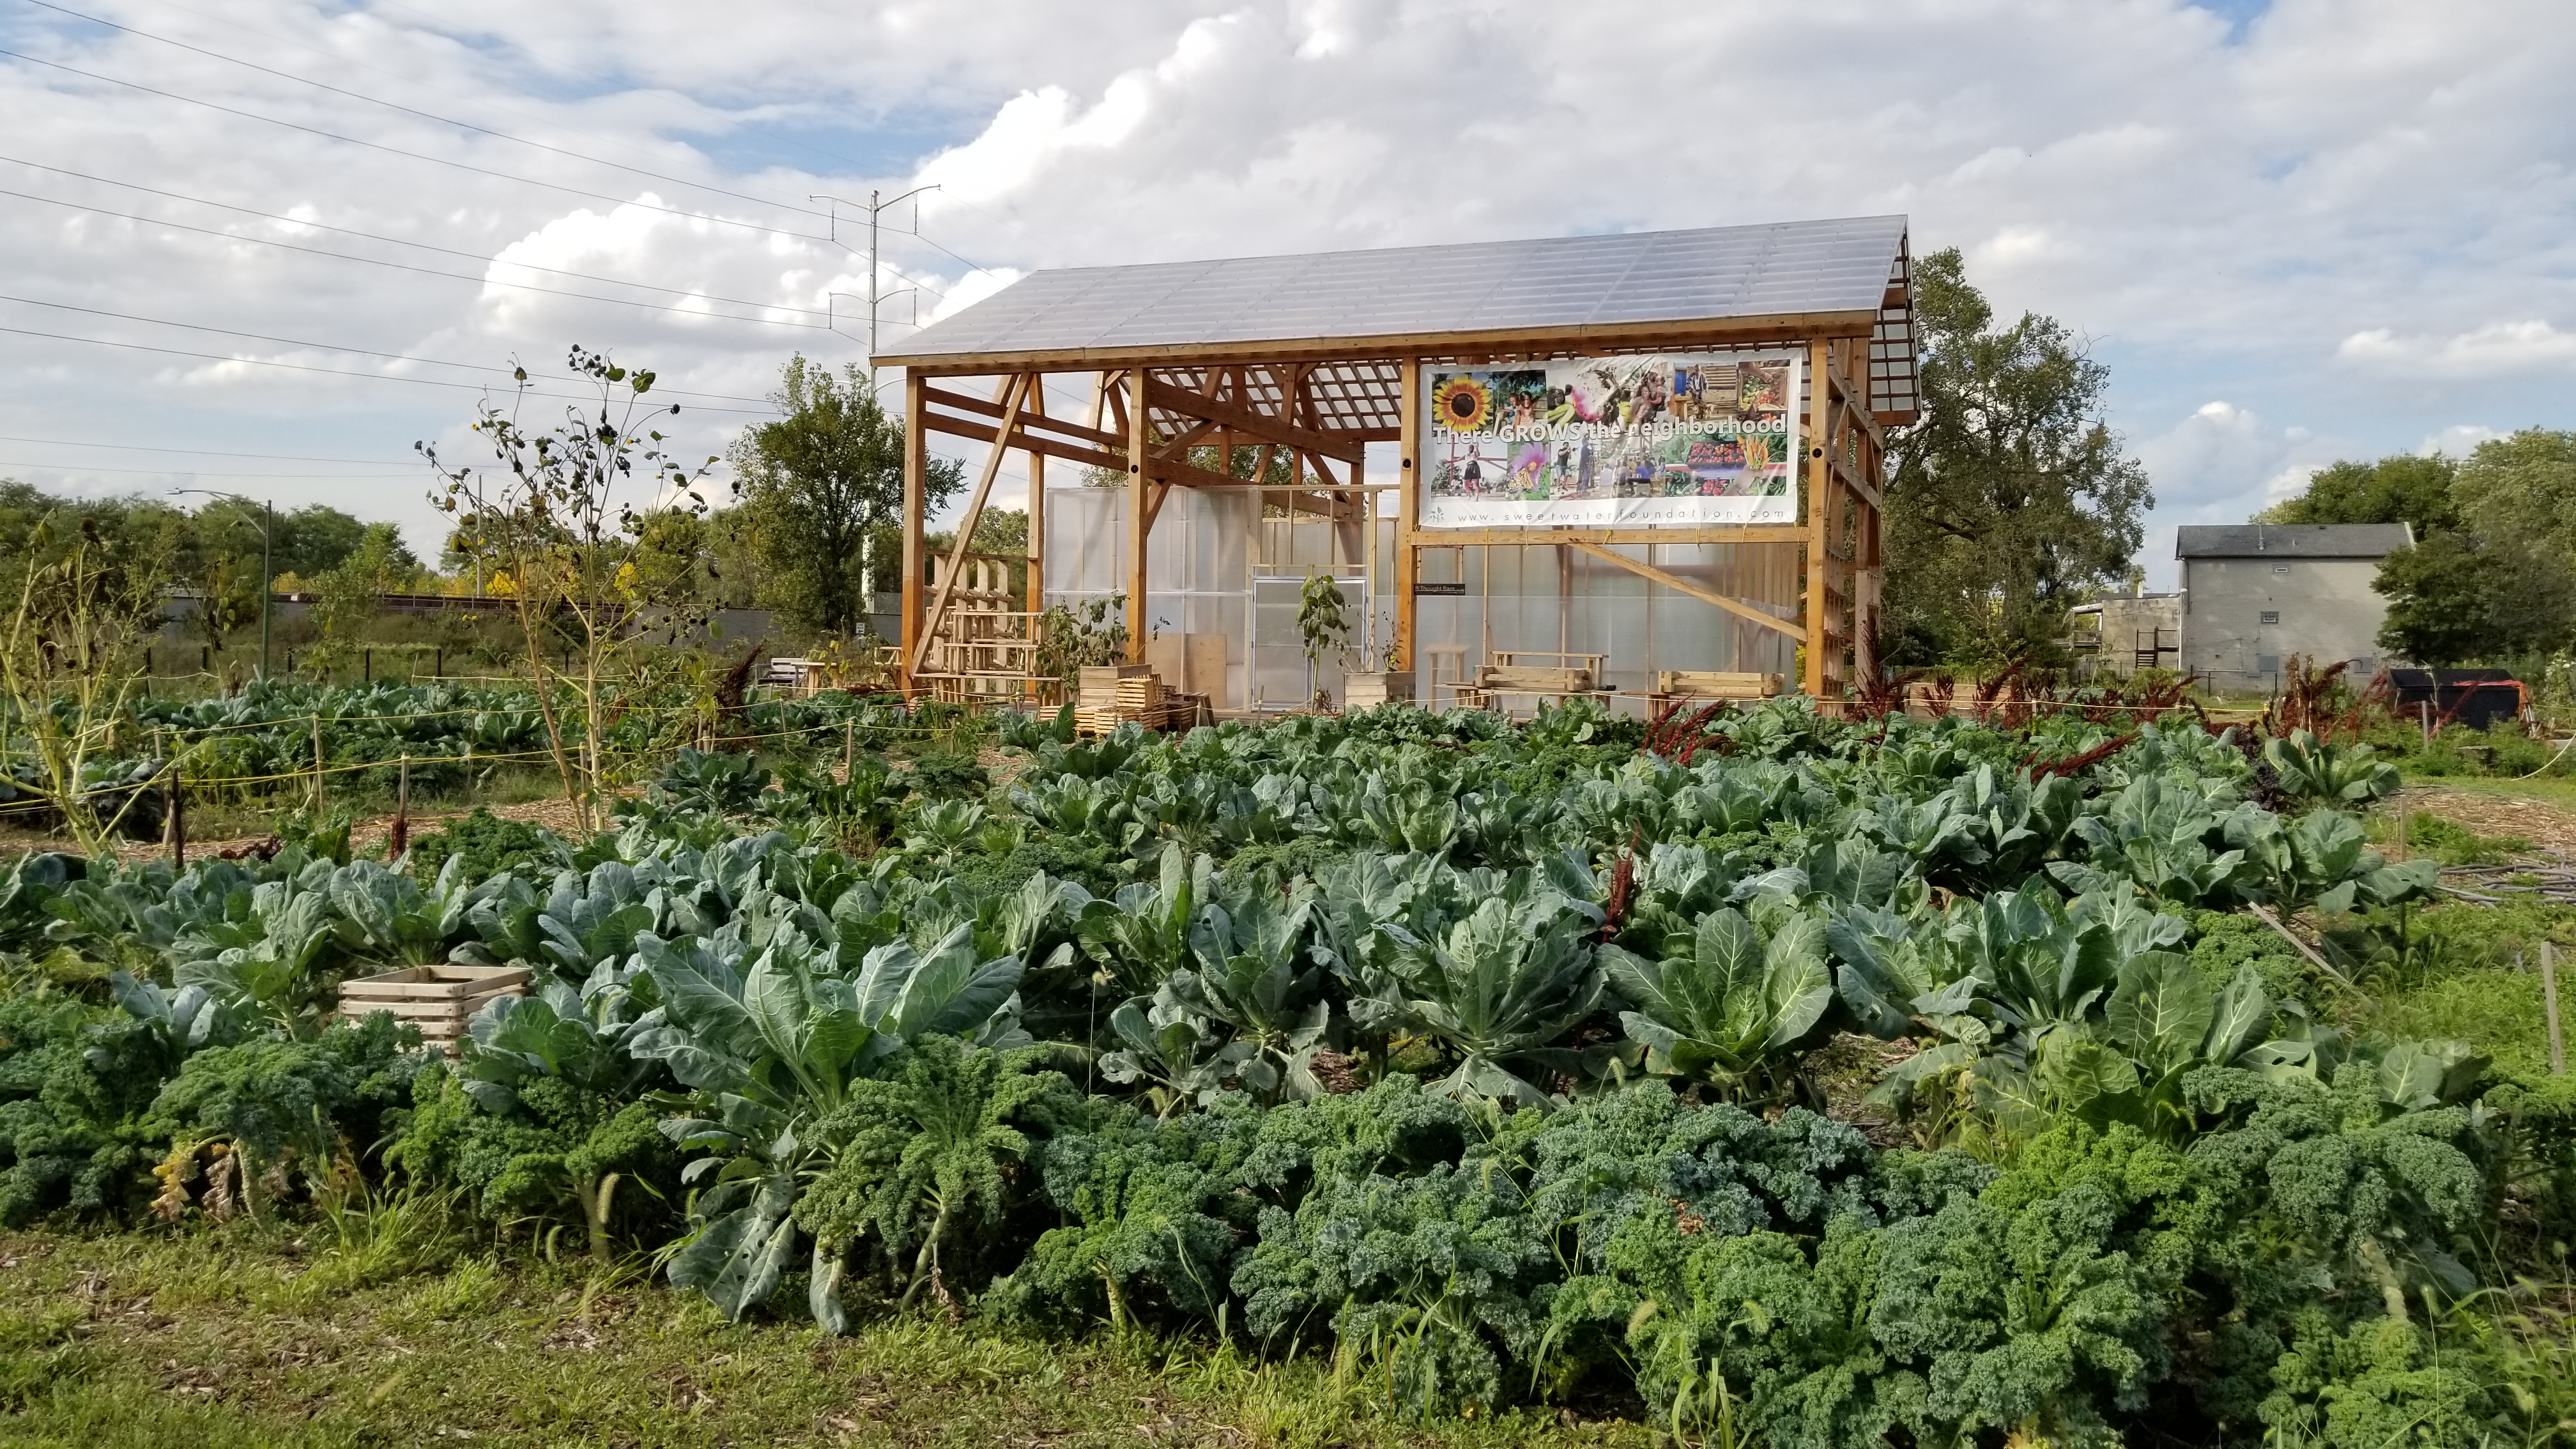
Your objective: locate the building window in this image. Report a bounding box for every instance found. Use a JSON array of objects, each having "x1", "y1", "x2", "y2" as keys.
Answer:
[
  {"x1": 2260, "y1": 610, "x2": 2280, "y2": 624},
  {"x1": 2257, "y1": 654, "x2": 2281, "y2": 674}
]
